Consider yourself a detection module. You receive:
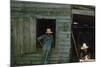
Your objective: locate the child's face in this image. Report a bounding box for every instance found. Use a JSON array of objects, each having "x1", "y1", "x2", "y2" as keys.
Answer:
[
  {"x1": 83, "y1": 49, "x2": 88, "y2": 52},
  {"x1": 47, "y1": 33, "x2": 52, "y2": 36}
]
